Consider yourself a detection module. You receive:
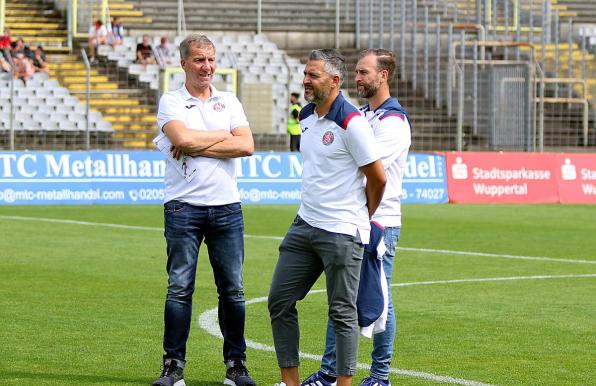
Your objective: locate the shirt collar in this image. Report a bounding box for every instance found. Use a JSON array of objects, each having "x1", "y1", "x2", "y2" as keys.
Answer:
[
  {"x1": 321, "y1": 91, "x2": 346, "y2": 121},
  {"x1": 178, "y1": 83, "x2": 220, "y2": 102}
]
